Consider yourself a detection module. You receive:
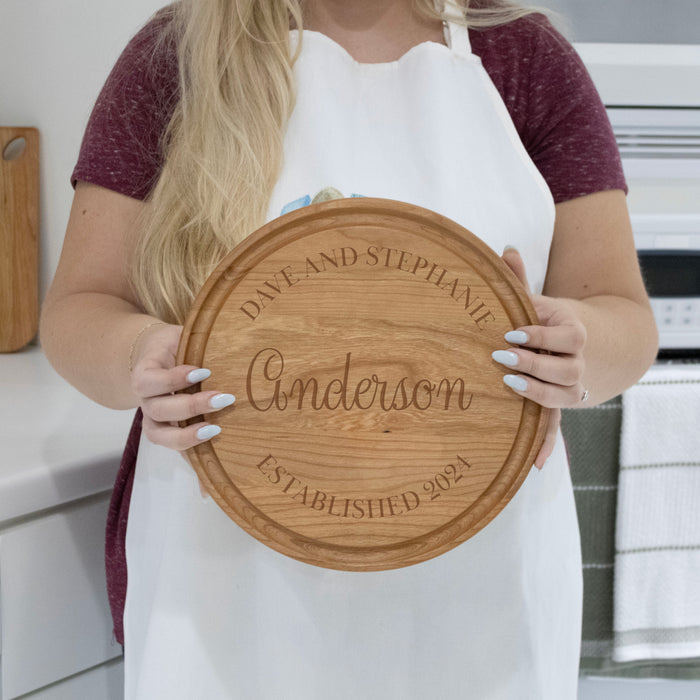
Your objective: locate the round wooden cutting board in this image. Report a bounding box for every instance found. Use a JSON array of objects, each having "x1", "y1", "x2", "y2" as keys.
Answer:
[{"x1": 178, "y1": 198, "x2": 549, "y2": 571}]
